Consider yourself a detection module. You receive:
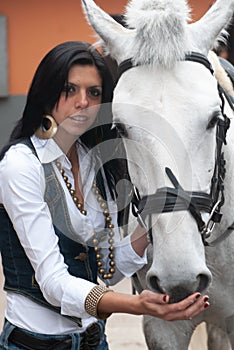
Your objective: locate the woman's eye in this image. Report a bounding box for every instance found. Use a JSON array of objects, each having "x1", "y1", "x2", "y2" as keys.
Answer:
[
  {"x1": 62, "y1": 84, "x2": 76, "y2": 94},
  {"x1": 62, "y1": 84, "x2": 102, "y2": 99},
  {"x1": 88, "y1": 88, "x2": 102, "y2": 98}
]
